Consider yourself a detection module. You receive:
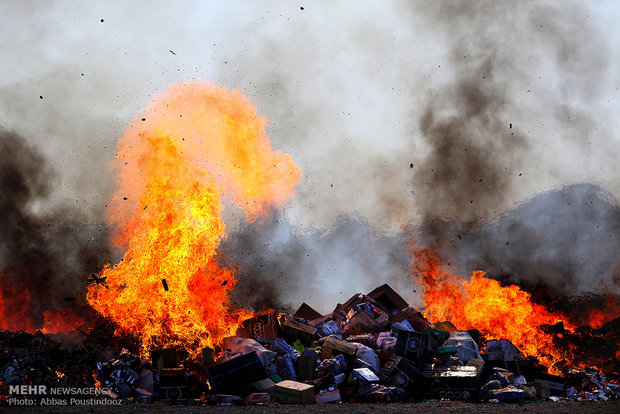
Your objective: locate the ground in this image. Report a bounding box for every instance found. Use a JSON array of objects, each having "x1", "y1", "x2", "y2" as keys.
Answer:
[{"x1": 3, "y1": 400, "x2": 620, "y2": 414}]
